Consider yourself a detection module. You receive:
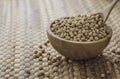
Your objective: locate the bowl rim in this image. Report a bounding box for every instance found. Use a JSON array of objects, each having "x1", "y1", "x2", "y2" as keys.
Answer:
[{"x1": 47, "y1": 17, "x2": 112, "y2": 44}]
